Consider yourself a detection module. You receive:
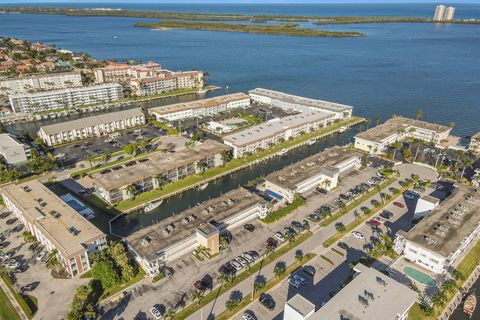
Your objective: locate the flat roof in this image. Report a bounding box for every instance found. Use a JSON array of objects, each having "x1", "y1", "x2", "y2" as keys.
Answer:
[
  {"x1": 149, "y1": 93, "x2": 249, "y2": 116},
  {"x1": 39, "y1": 108, "x2": 144, "y2": 135},
  {"x1": 406, "y1": 186, "x2": 480, "y2": 258},
  {"x1": 0, "y1": 133, "x2": 23, "y2": 150},
  {"x1": 0, "y1": 180, "x2": 105, "y2": 257},
  {"x1": 311, "y1": 264, "x2": 417, "y2": 320},
  {"x1": 126, "y1": 188, "x2": 266, "y2": 261},
  {"x1": 9, "y1": 83, "x2": 122, "y2": 99},
  {"x1": 266, "y1": 146, "x2": 362, "y2": 190},
  {"x1": 285, "y1": 294, "x2": 315, "y2": 317},
  {"x1": 223, "y1": 111, "x2": 334, "y2": 147},
  {"x1": 472, "y1": 132, "x2": 480, "y2": 140},
  {"x1": 0, "y1": 71, "x2": 81, "y2": 82},
  {"x1": 91, "y1": 139, "x2": 230, "y2": 191},
  {"x1": 249, "y1": 88, "x2": 353, "y2": 113},
  {"x1": 355, "y1": 116, "x2": 451, "y2": 143}
]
